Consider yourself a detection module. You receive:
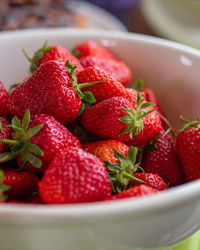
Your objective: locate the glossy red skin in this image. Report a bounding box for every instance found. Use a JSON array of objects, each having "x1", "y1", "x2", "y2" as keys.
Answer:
[
  {"x1": 8, "y1": 61, "x2": 81, "y2": 124},
  {"x1": 80, "y1": 56, "x2": 132, "y2": 86},
  {"x1": 176, "y1": 127, "x2": 200, "y2": 182},
  {"x1": 0, "y1": 81, "x2": 8, "y2": 117},
  {"x1": 82, "y1": 140, "x2": 129, "y2": 163},
  {"x1": 82, "y1": 96, "x2": 161, "y2": 146},
  {"x1": 131, "y1": 173, "x2": 167, "y2": 191},
  {"x1": 142, "y1": 131, "x2": 184, "y2": 186},
  {"x1": 74, "y1": 41, "x2": 117, "y2": 60},
  {"x1": 36, "y1": 46, "x2": 83, "y2": 74},
  {"x1": 39, "y1": 147, "x2": 111, "y2": 204},
  {"x1": 18, "y1": 114, "x2": 81, "y2": 173},
  {"x1": 1, "y1": 168, "x2": 39, "y2": 200},
  {"x1": 141, "y1": 88, "x2": 166, "y2": 128},
  {"x1": 105, "y1": 185, "x2": 158, "y2": 201},
  {"x1": 0, "y1": 117, "x2": 11, "y2": 153},
  {"x1": 78, "y1": 66, "x2": 128, "y2": 103}
]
